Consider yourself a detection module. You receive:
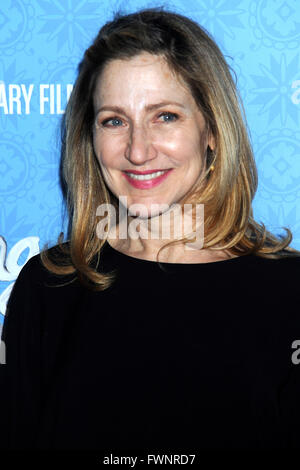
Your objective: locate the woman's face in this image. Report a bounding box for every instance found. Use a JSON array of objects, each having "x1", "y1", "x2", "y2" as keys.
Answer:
[{"x1": 93, "y1": 52, "x2": 214, "y2": 218}]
